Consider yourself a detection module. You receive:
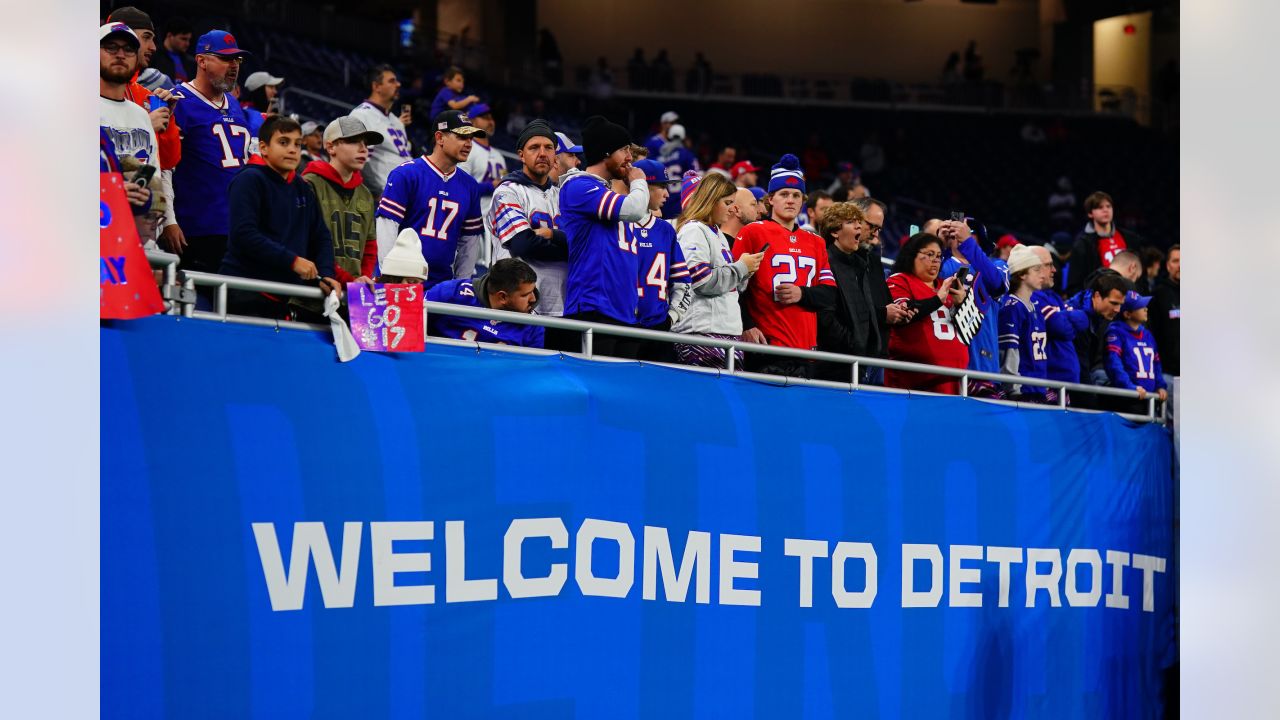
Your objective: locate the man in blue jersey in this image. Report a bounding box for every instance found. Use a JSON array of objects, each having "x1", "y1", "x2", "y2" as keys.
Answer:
[
  {"x1": 1029, "y1": 245, "x2": 1090, "y2": 396},
  {"x1": 375, "y1": 109, "x2": 485, "y2": 290},
  {"x1": 631, "y1": 158, "x2": 692, "y2": 361},
  {"x1": 162, "y1": 29, "x2": 252, "y2": 273},
  {"x1": 426, "y1": 258, "x2": 544, "y2": 348},
  {"x1": 656, "y1": 123, "x2": 700, "y2": 220},
  {"x1": 644, "y1": 110, "x2": 679, "y2": 157},
  {"x1": 558, "y1": 115, "x2": 652, "y2": 359}
]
